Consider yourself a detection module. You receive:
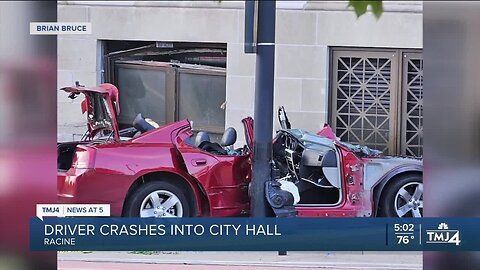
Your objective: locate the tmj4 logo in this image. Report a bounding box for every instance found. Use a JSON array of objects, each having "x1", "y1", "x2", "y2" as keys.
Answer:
[{"x1": 426, "y1": 223, "x2": 461, "y2": 246}]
